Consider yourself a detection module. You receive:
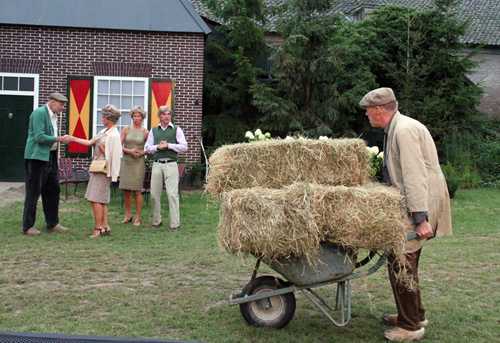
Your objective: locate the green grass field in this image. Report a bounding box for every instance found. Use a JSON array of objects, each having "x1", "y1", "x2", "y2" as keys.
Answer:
[{"x1": 0, "y1": 188, "x2": 498, "y2": 342}]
